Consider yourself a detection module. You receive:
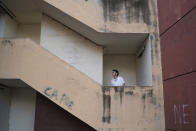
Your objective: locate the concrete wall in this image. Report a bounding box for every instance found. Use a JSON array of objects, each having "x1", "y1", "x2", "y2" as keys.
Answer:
[
  {"x1": 103, "y1": 54, "x2": 136, "y2": 86},
  {"x1": 44, "y1": 0, "x2": 151, "y2": 33},
  {"x1": 0, "y1": 14, "x2": 18, "y2": 38},
  {"x1": 17, "y1": 24, "x2": 41, "y2": 44},
  {"x1": 136, "y1": 38, "x2": 152, "y2": 86},
  {"x1": 0, "y1": 88, "x2": 11, "y2": 131},
  {"x1": 103, "y1": 40, "x2": 152, "y2": 87},
  {"x1": 40, "y1": 15, "x2": 103, "y2": 84},
  {"x1": 0, "y1": 38, "x2": 103, "y2": 129},
  {"x1": 0, "y1": 14, "x2": 40, "y2": 44},
  {"x1": 9, "y1": 87, "x2": 36, "y2": 131}
]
